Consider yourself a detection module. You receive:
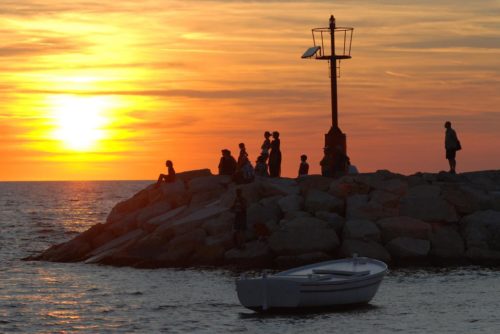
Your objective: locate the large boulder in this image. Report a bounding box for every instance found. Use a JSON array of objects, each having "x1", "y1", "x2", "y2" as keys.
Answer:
[
  {"x1": 385, "y1": 237, "x2": 430, "y2": 261},
  {"x1": 342, "y1": 219, "x2": 381, "y2": 242},
  {"x1": 440, "y1": 184, "x2": 482, "y2": 216},
  {"x1": 176, "y1": 169, "x2": 213, "y2": 183},
  {"x1": 329, "y1": 175, "x2": 370, "y2": 198},
  {"x1": 135, "y1": 199, "x2": 172, "y2": 225},
  {"x1": 400, "y1": 184, "x2": 459, "y2": 223},
  {"x1": 297, "y1": 175, "x2": 333, "y2": 193},
  {"x1": 304, "y1": 189, "x2": 344, "y2": 214},
  {"x1": 377, "y1": 216, "x2": 432, "y2": 243},
  {"x1": 268, "y1": 217, "x2": 339, "y2": 255},
  {"x1": 429, "y1": 225, "x2": 465, "y2": 262},
  {"x1": 460, "y1": 210, "x2": 500, "y2": 263},
  {"x1": 346, "y1": 194, "x2": 397, "y2": 221},
  {"x1": 339, "y1": 239, "x2": 391, "y2": 263},
  {"x1": 315, "y1": 211, "x2": 345, "y2": 233},
  {"x1": 187, "y1": 175, "x2": 231, "y2": 194},
  {"x1": 274, "y1": 252, "x2": 331, "y2": 268},
  {"x1": 278, "y1": 194, "x2": 304, "y2": 213},
  {"x1": 202, "y1": 211, "x2": 234, "y2": 236},
  {"x1": 247, "y1": 198, "x2": 282, "y2": 239}
]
